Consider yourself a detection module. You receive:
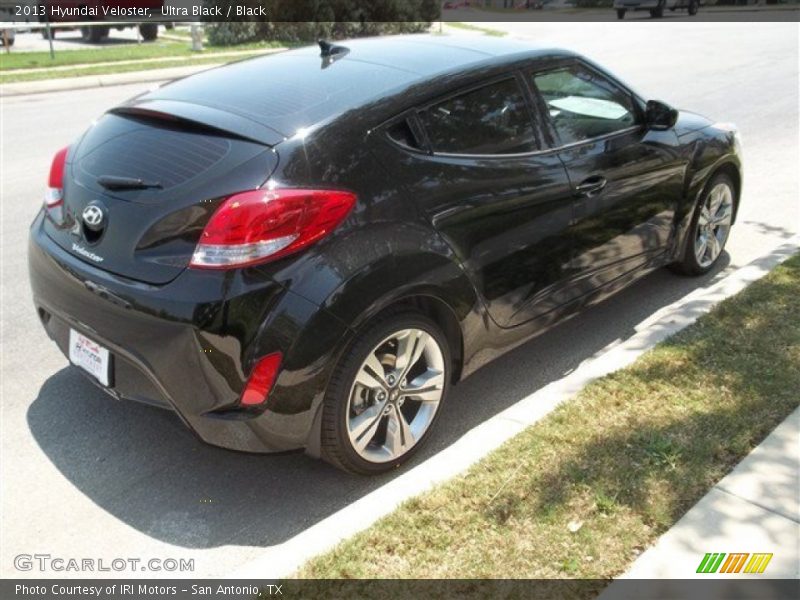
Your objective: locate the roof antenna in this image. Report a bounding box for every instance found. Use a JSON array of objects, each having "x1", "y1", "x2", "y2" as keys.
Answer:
[{"x1": 318, "y1": 39, "x2": 349, "y2": 68}]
